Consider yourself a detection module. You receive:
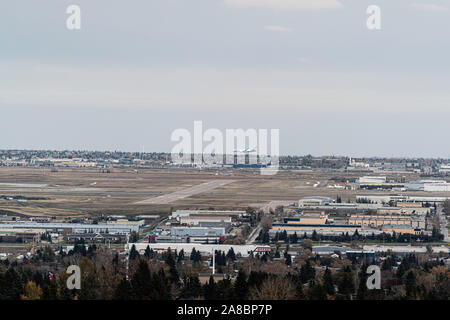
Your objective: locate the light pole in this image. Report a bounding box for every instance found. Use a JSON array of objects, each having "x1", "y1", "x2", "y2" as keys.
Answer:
[
  {"x1": 212, "y1": 248, "x2": 215, "y2": 275},
  {"x1": 125, "y1": 233, "x2": 130, "y2": 280}
]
